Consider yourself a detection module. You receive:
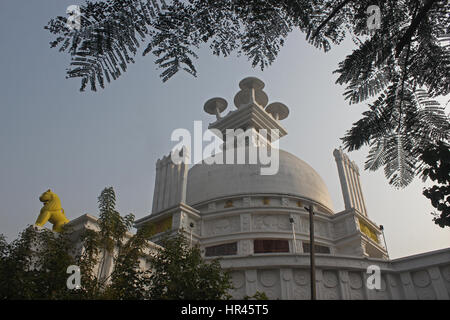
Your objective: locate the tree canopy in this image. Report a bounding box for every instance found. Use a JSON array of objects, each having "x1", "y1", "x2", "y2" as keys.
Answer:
[{"x1": 0, "y1": 187, "x2": 233, "y2": 299}]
